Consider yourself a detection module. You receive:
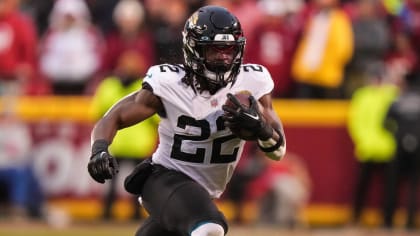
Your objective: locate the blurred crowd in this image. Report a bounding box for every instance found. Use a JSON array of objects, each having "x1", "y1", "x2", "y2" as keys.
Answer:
[
  {"x1": 0, "y1": 0, "x2": 417, "y2": 99},
  {"x1": 0, "y1": 0, "x2": 419, "y2": 230}
]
